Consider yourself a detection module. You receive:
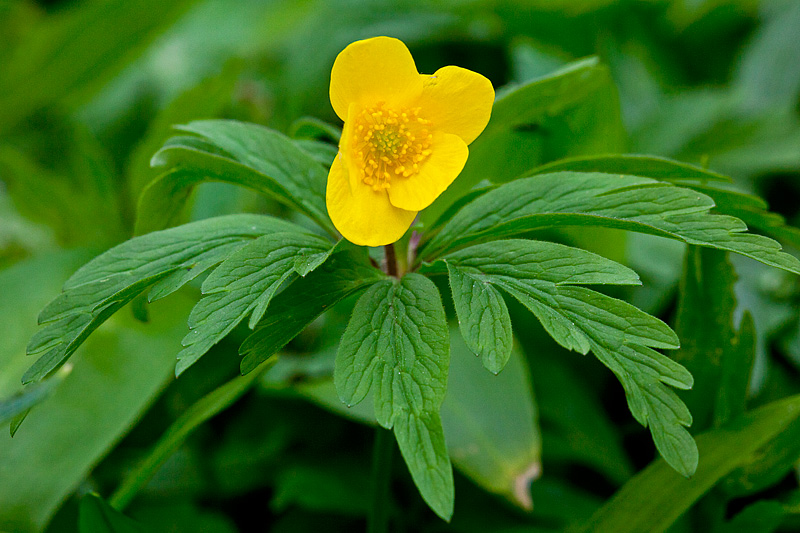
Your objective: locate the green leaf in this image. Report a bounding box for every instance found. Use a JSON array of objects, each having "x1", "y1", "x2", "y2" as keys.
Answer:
[
  {"x1": 441, "y1": 326, "x2": 541, "y2": 510},
  {"x1": 145, "y1": 119, "x2": 334, "y2": 235},
  {"x1": 109, "y1": 358, "x2": 276, "y2": 510},
  {"x1": 671, "y1": 248, "x2": 740, "y2": 432},
  {"x1": 423, "y1": 57, "x2": 625, "y2": 225},
  {"x1": 443, "y1": 238, "x2": 641, "y2": 372},
  {"x1": 296, "y1": 327, "x2": 544, "y2": 512},
  {"x1": 0, "y1": 294, "x2": 195, "y2": 532},
  {"x1": 176, "y1": 232, "x2": 331, "y2": 375},
  {"x1": 715, "y1": 312, "x2": 755, "y2": 427},
  {"x1": 443, "y1": 240, "x2": 696, "y2": 476},
  {"x1": 335, "y1": 274, "x2": 453, "y2": 520},
  {"x1": 571, "y1": 394, "x2": 800, "y2": 533},
  {"x1": 528, "y1": 154, "x2": 730, "y2": 183},
  {"x1": 447, "y1": 263, "x2": 513, "y2": 374},
  {"x1": 0, "y1": 365, "x2": 70, "y2": 428},
  {"x1": 0, "y1": 0, "x2": 197, "y2": 132},
  {"x1": 126, "y1": 62, "x2": 242, "y2": 201},
  {"x1": 422, "y1": 172, "x2": 800, "y2": 277},
  {"x1": 716, "y1": 501, "x2": 785, "y2": 533},
  {"x1": 79, "y1": 493, "x2": 144, "y2": 533},
  {"x1": 24, "y1": 214, "x2": 297, "y2": 384},
  {"x1": 238, "y1": 249, "x2": 385, "y2": 375}
]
